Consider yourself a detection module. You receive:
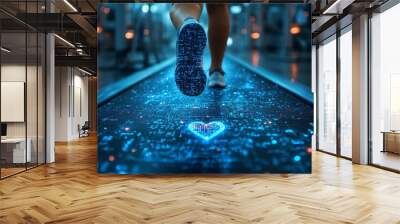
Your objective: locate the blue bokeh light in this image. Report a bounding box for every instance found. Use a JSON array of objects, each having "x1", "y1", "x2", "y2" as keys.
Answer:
[{"x1": 141, "y1": 4, "x2": 149, "y2": 13}]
